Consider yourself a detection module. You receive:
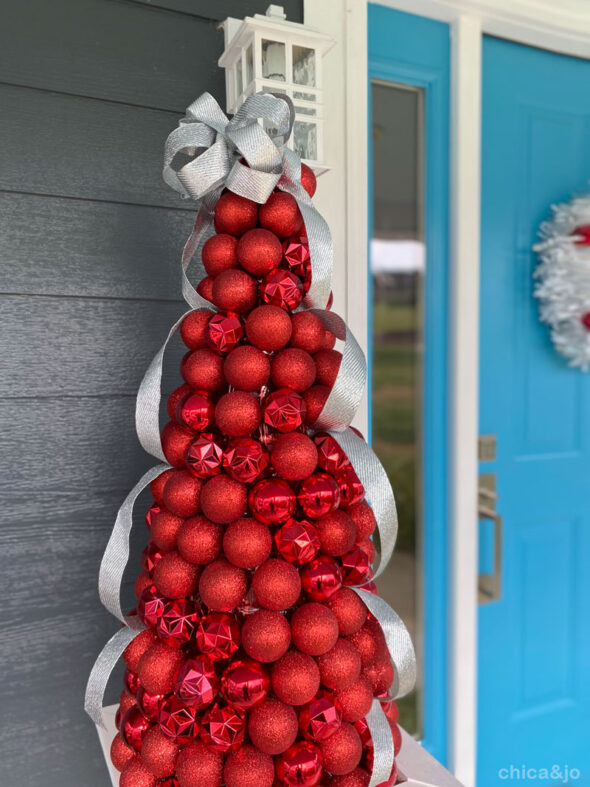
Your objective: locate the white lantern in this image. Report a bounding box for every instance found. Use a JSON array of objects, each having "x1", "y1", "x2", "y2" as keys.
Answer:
[{"x1": 219, "y1": 4, "x2": 334, "y2": 173}]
